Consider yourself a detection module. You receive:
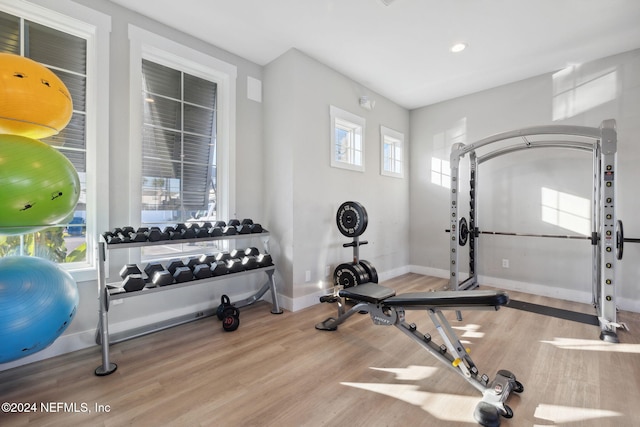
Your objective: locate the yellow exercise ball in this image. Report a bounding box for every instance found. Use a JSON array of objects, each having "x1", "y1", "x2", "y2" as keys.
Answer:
[{"x1": 0, "y1": 53, "x2": 73, "y2": 139}]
